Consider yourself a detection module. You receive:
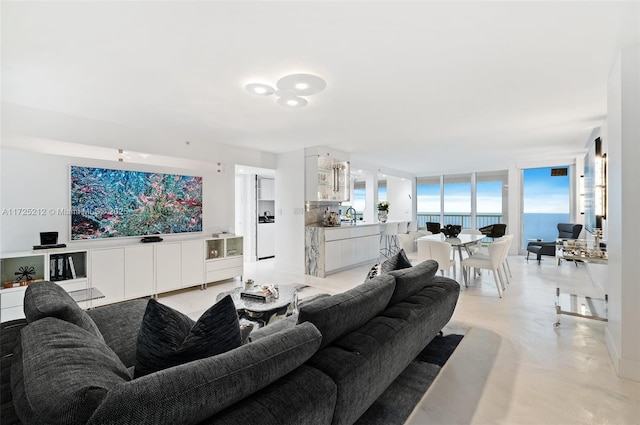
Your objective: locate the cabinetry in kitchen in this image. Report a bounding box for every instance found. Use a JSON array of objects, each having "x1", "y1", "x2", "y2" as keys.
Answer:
[
  {"x1": 305, "y1": 224, "x2": 380, "y2": 277},
  {"x1": 305, "y1": 150, "x2": 350, "y2": 202}
]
